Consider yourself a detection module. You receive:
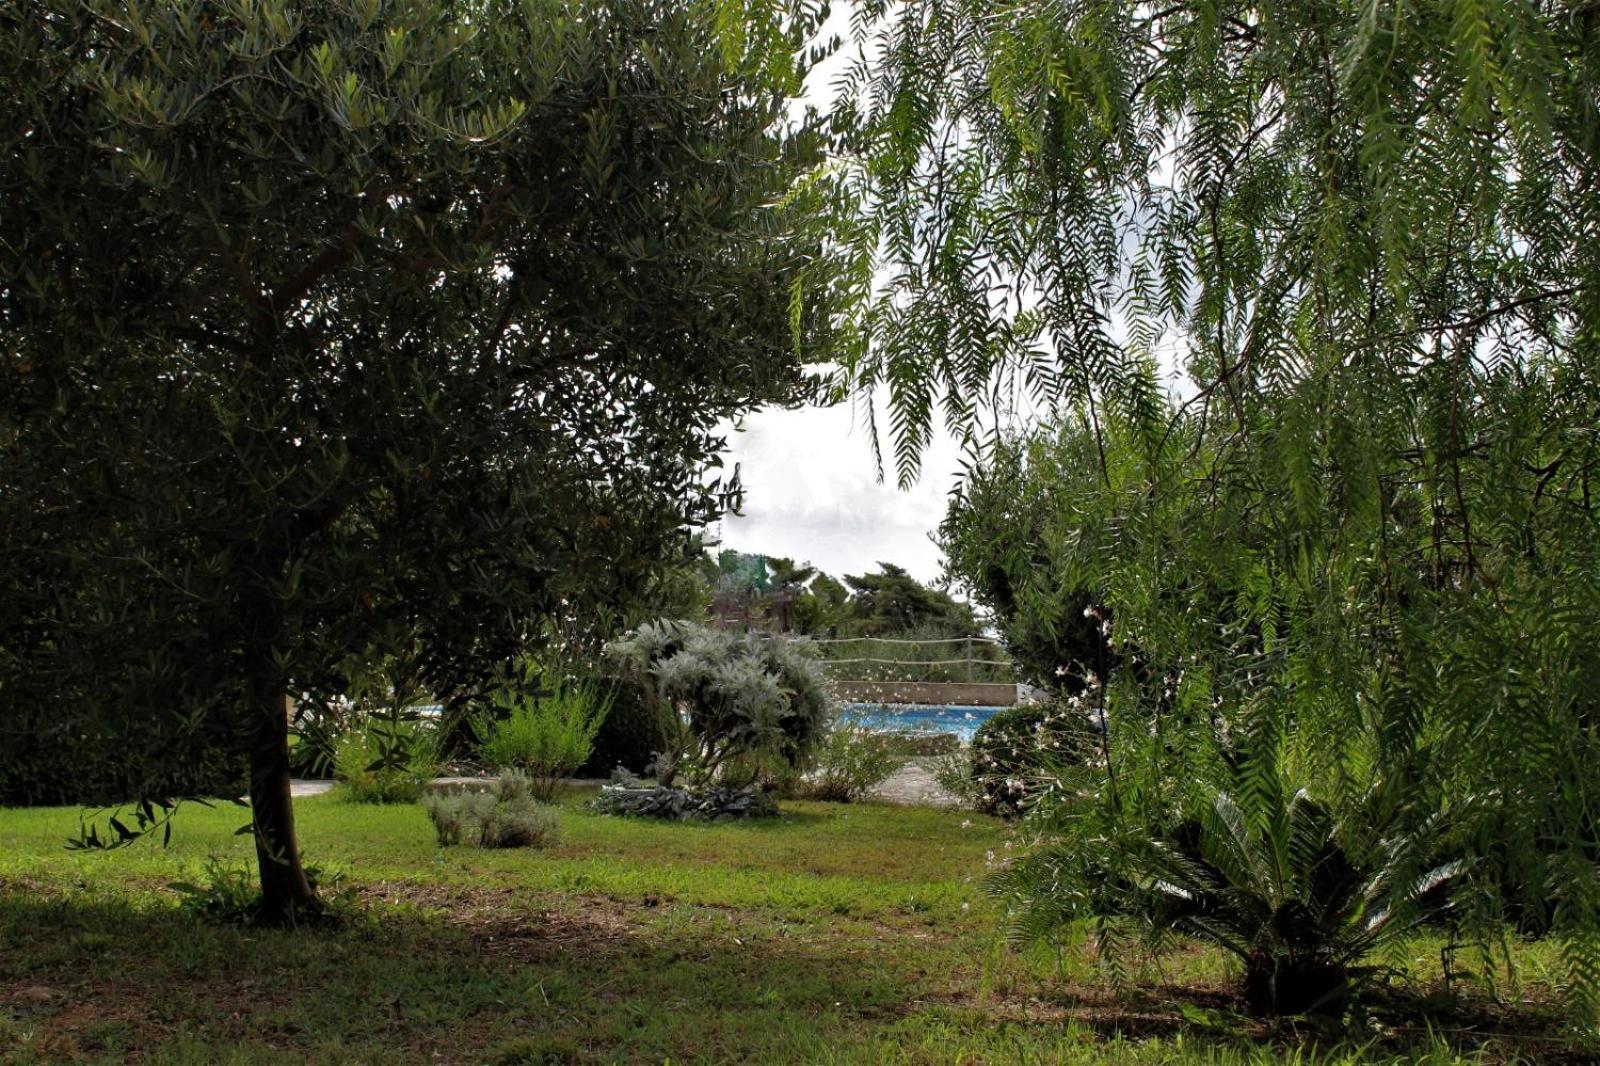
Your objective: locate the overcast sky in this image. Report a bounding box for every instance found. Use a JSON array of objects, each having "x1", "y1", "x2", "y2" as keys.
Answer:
[
  {"x1": 708, "y1": 12, "x2": 1192, "y2": 589},
  {"x1": 711, "y1": 400, "x2": 966, "y2": 586},
  {"x1": 711, "y1": 365, "x2": 1191, "y2": 587},
  {"x1": 704, "y1": 16, "x2": 967, "y2": 585}
]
